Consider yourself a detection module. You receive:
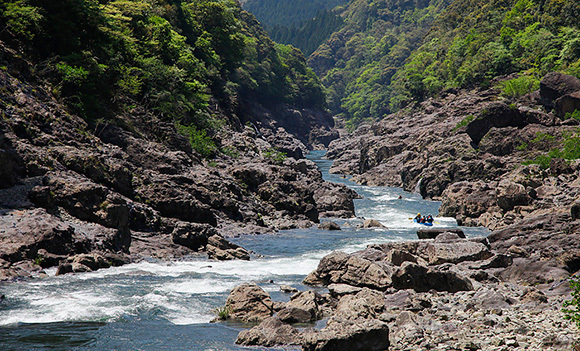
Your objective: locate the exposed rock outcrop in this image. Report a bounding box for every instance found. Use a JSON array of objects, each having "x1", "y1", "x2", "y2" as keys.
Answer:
[
  {"x1": 224, "y1": 283, "x2": 275, "y2": 323},
  {"x1": 302, "y1": 315, "x2": 389, "y2": 351}
]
